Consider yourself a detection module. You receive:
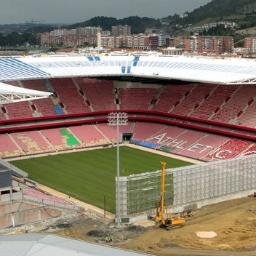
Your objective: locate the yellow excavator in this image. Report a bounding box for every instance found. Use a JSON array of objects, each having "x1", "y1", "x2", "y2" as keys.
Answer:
[{"x1": 153, "y1": 161, "x2": 185, "y2": 230}]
